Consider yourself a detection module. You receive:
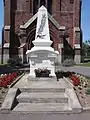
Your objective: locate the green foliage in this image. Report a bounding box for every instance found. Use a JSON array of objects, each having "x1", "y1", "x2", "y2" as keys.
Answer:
[
  {"x1": 34, "y1": 68, "x2": 51, "y2": 77},
  {"x1": 7, "y1": 56, "x2": 22, "y2": 66},
  {"x1": 82, "y1": 40, "x2": 90, "y2": 57},
  {"x1": 7, "y1": 58, "x2": 16, "y2": 66},
  {"x1": 85, "y1": 89, "x2": 90, "y2": 95},
  {"x1": 62, "y1": 59, "x2": 75, "y2": 66}
]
